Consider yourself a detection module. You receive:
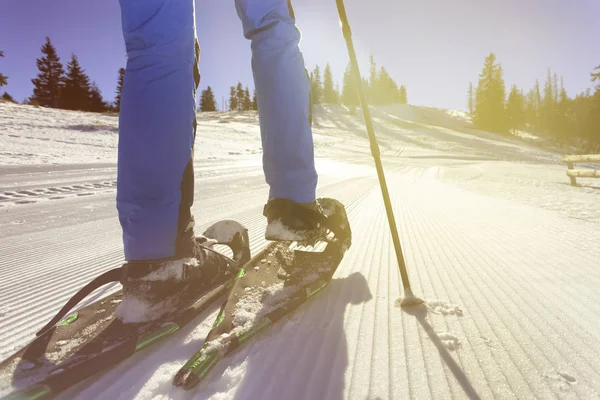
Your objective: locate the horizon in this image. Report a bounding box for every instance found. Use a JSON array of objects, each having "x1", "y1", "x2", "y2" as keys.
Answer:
[{"x1": 1, "y1": 0, "x2": 599, "y2": 111}]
